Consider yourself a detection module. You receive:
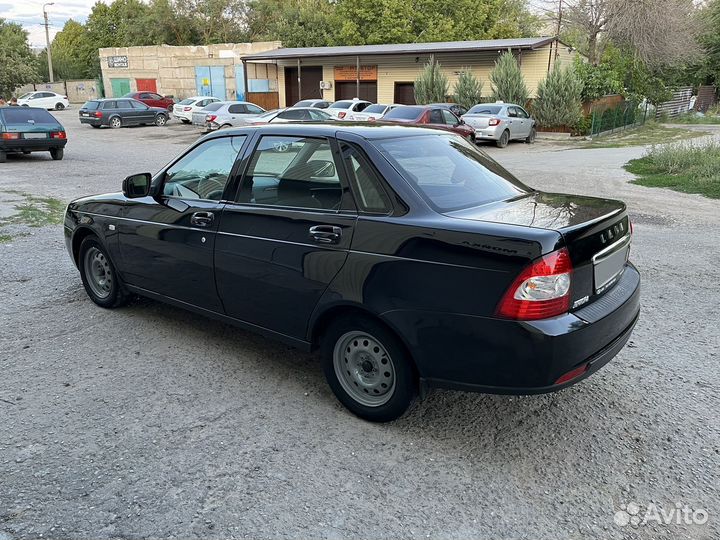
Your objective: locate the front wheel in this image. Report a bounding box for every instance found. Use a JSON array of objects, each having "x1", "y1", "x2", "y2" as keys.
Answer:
[
  {"x1": 78, "y1": 236, "x2": 129, "y2": 308},
  {"x1": 321, "y1": 316, "x2": 416, "y2": 422},
  {"x1": 55, "y1": 103, "x2": 65, "y2": 110},
  {"x1": 50, "y1": 148, "x2": 63, "y2": 160},
  {"x1": 526, "y1": 128, "x2": 537, "y2": 144},
  {"x1": 496, "y1": 129, "x2": 510, "y2": 148},
  {"x1": 155, "y1": 114, "x2": 167, "y2": 126}
]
